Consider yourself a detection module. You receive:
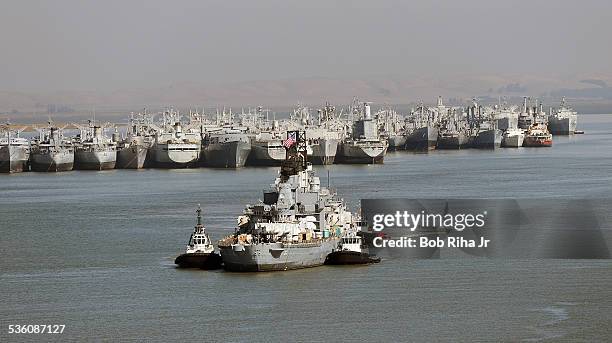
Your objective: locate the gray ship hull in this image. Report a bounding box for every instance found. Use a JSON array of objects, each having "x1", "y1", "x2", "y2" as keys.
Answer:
[
  {"x1": 202, "y1": 141, "x2": 251, "y2": 168},
  {"x1": 74, "y1": 150, "x2": 116, "y2": 170},
  {"x1": 117, "y1": 145, "x2": 148, "y2": 169},
  {"x1": 437, "y1": 132, "x2": 470, "y2": 149},
  {"x1": 31, "y1": 151, "x2": 74, "y2": 172},
  {"x1": 310, "y1": 138, "x2": 338, "y2": 165},
  {"x1": 472, "y1": 129, "x2": 502, "y2": 149},
  {"x1": 336, "y1": 141, "x2": 387, "y2": 164},
  {"x1": 219, "y1": 239, "x2": 339, "y2": 272},
  {"x1": 0, "y1": 146, "x2": 29, "y2": 173},
  {"x1": 405, "y1": 126, "x2": 438, "y2": 150},
  {"x1": 387, "y1": 134, "x2": 407, "y2": 151},
  {"x1": 248, "y1": 143, "x2": 285, "y2": 166},
  {"x1": 548, "y1": 116, "x2": 577, "y2": 135}
]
